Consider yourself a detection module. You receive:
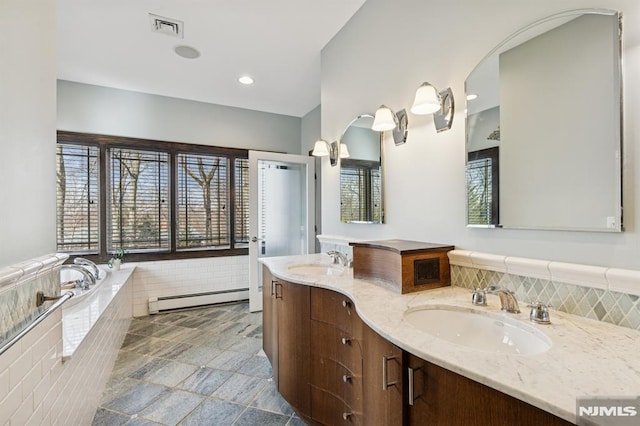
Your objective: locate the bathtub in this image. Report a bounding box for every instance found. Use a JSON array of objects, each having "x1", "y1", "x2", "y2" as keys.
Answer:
[{"x1": 61, "y1": 264, "x2": 135, "y2": 358}]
